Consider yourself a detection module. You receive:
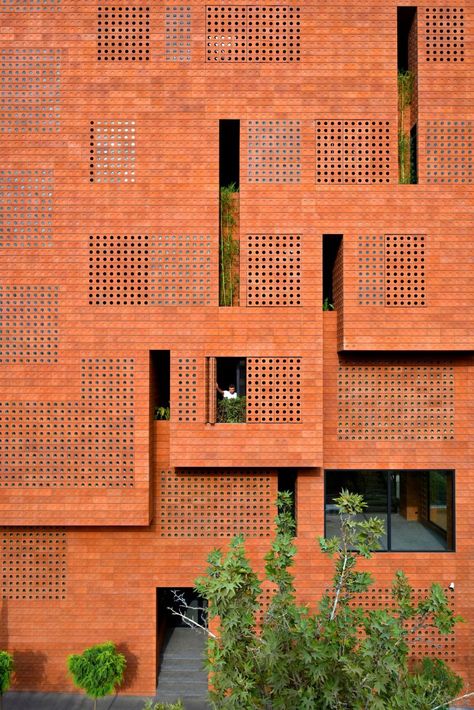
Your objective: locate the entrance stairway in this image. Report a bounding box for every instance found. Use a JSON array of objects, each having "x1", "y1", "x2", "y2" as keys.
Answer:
[{"x1": 156, "y1": 627, "x2": 209, "y2": 709}]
